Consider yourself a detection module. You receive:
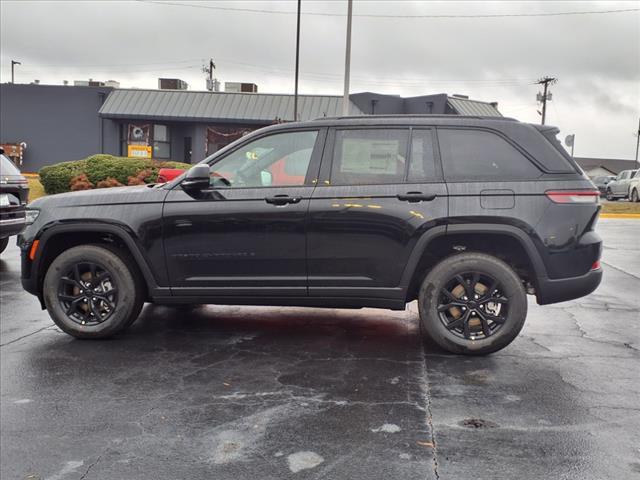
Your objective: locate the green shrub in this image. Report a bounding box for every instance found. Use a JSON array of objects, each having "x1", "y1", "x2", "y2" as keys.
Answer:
[
  {"x1": 39, "y1": 159, "x2": 89, "y2": 194},
  {"x1": 38, "y1": 155, "x2": 191, "y2": 194}
]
